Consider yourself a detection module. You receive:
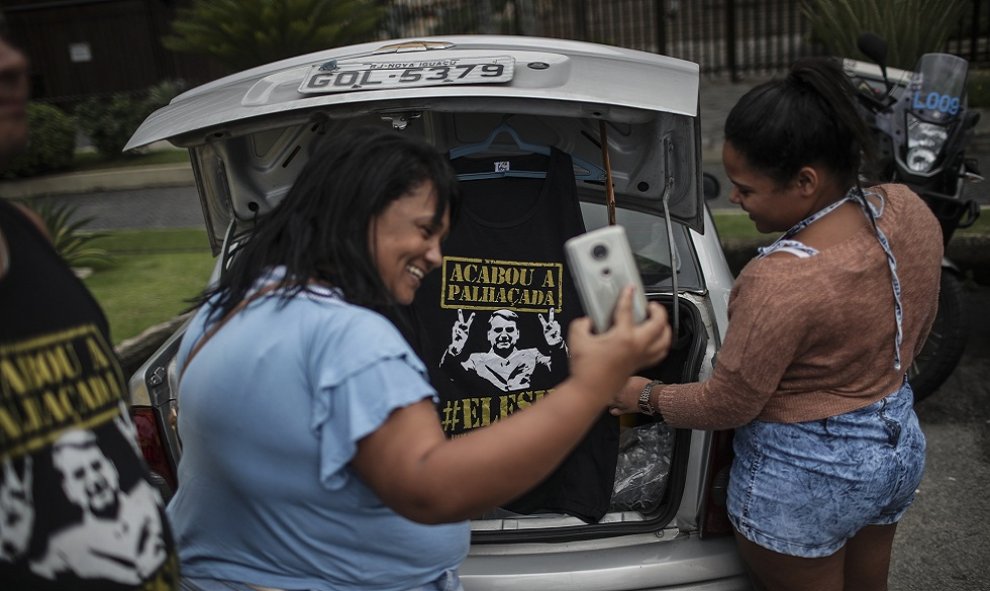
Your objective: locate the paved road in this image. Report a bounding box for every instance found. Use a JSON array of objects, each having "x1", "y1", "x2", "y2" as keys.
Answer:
[
  {"x1": 42, "y1": 164, "x2": 985, "y2": 233},
  {"x1": 33, "y1": 186, "x2": 205, "y2": 231},
  {"x1": 888, "y1": 283, "x2": 990, "y2": 590}
]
